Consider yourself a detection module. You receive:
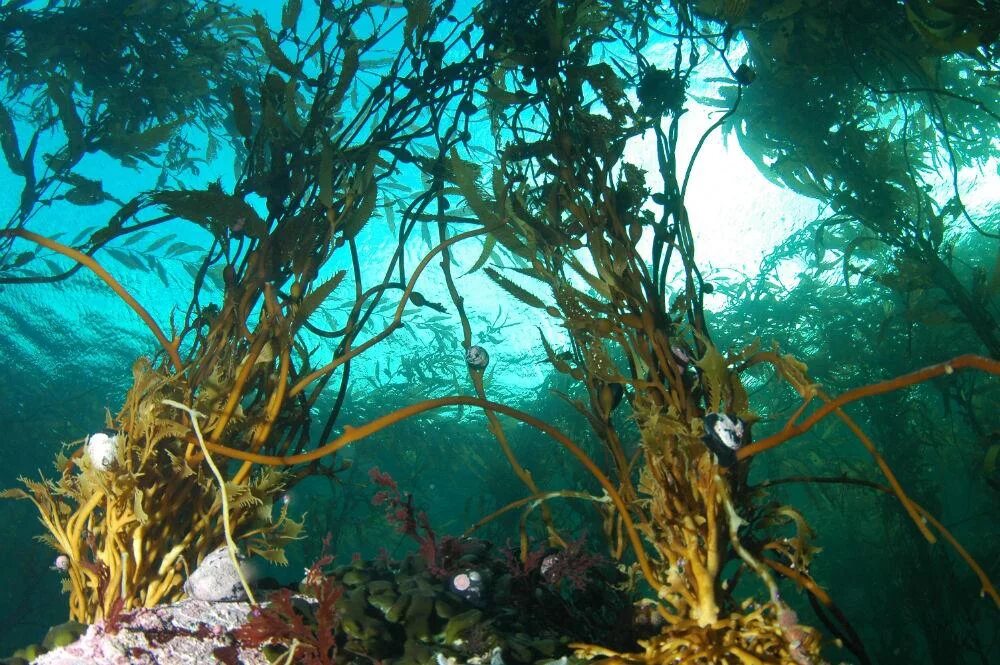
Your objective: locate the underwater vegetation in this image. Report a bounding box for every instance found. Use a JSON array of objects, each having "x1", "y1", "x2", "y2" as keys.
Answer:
[{"x1": 0, "y1": 0, "x2": 997, "y2": 663}]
